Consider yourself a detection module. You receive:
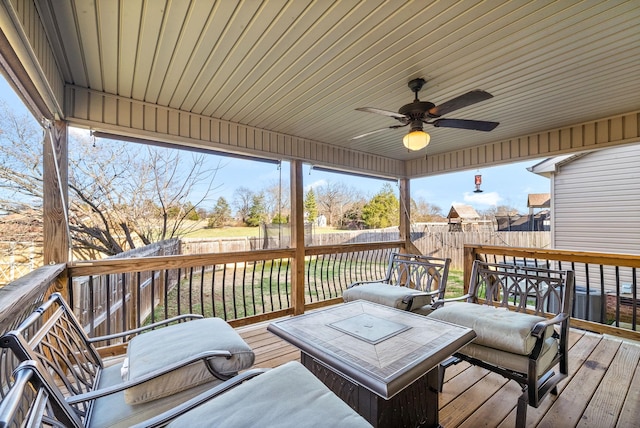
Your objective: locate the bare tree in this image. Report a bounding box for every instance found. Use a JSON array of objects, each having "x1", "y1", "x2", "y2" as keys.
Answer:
[
  {"x1": 411, "y1": 197, "x2": 445, "y2": 222},
  {"x1": 263, "y1": 179, "x2": 290, "y2": 223},
  {"x1": 68, "y1": 138, "x2": 222, "y2": 256},
  {"x1": 315, "y1": 181, "x2": 358, "y2": 227},
  {"x1": 479, "y1": 205, "x2": 521, "y2": 218},
  {"x1": 0, "y1": 101, "x2": 223, "y2": 258},
  {"x1": 233, "y1": 186, "x2": 254, "y2": 224}
]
